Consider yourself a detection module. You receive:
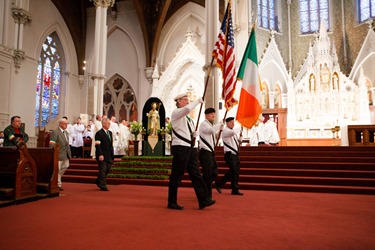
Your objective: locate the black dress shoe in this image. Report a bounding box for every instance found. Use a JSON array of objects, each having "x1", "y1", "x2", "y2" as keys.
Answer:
[
  {"x1": 231, "y1": 191, "x2": 244, "y2": 195},
  {"x1": 100, "y1": 187, "x2": 109, "y2": 191},
  {"x1": 215, "y1": 183, "x2": 222, "y2": 194},
  {"x1": 199, "y1": 199, "x2": 216, "y2": 209},
  {"x1": 167, "y1": 203, "x2": 184, "y2": 210}
]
